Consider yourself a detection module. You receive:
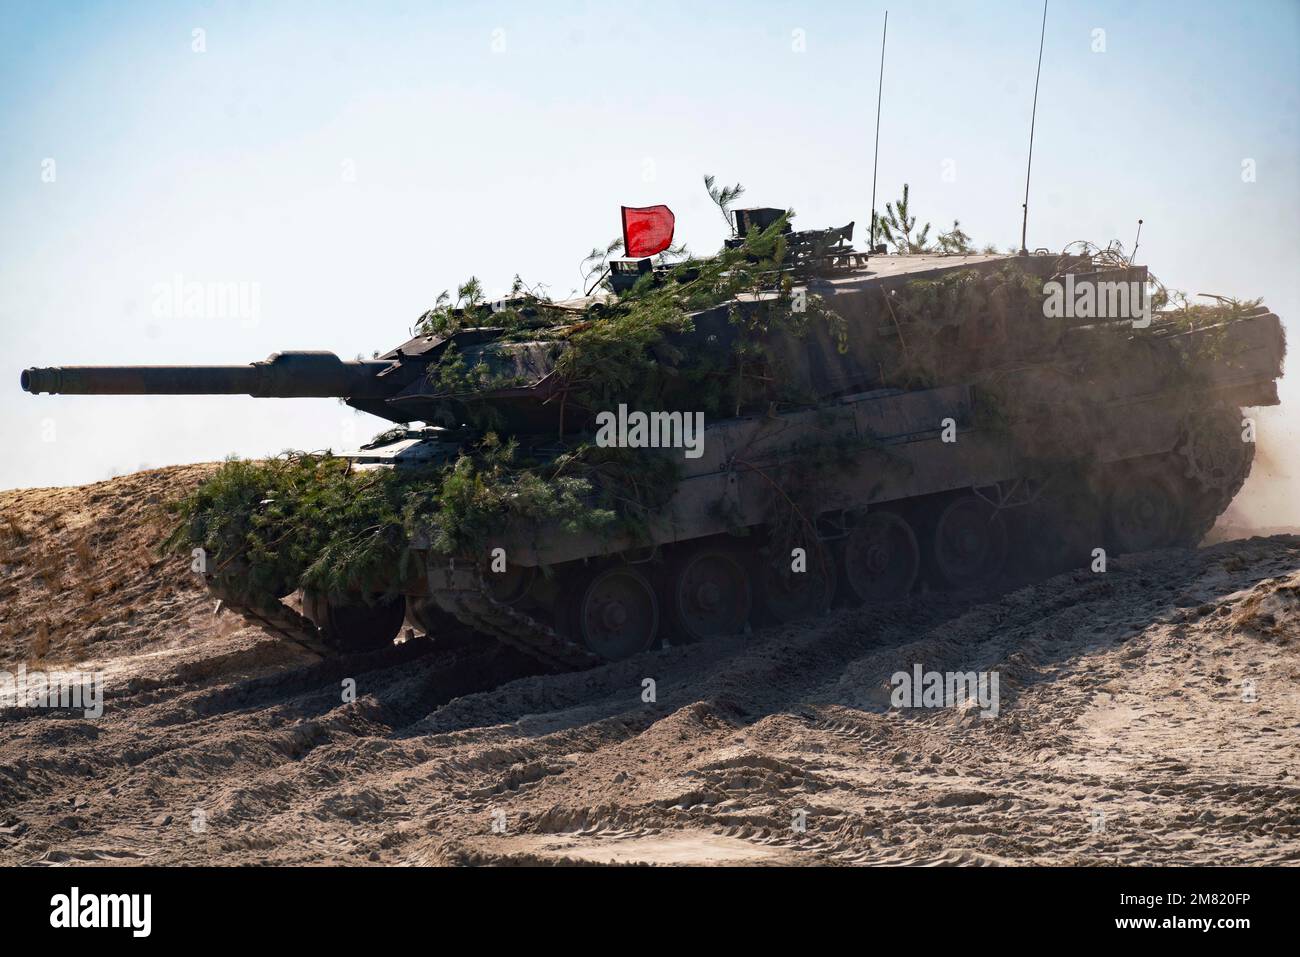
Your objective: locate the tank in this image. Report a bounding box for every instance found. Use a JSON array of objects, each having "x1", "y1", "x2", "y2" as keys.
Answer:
[{"x1": 21, "y1": 210, "x2": 1287, "y2": 664}]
